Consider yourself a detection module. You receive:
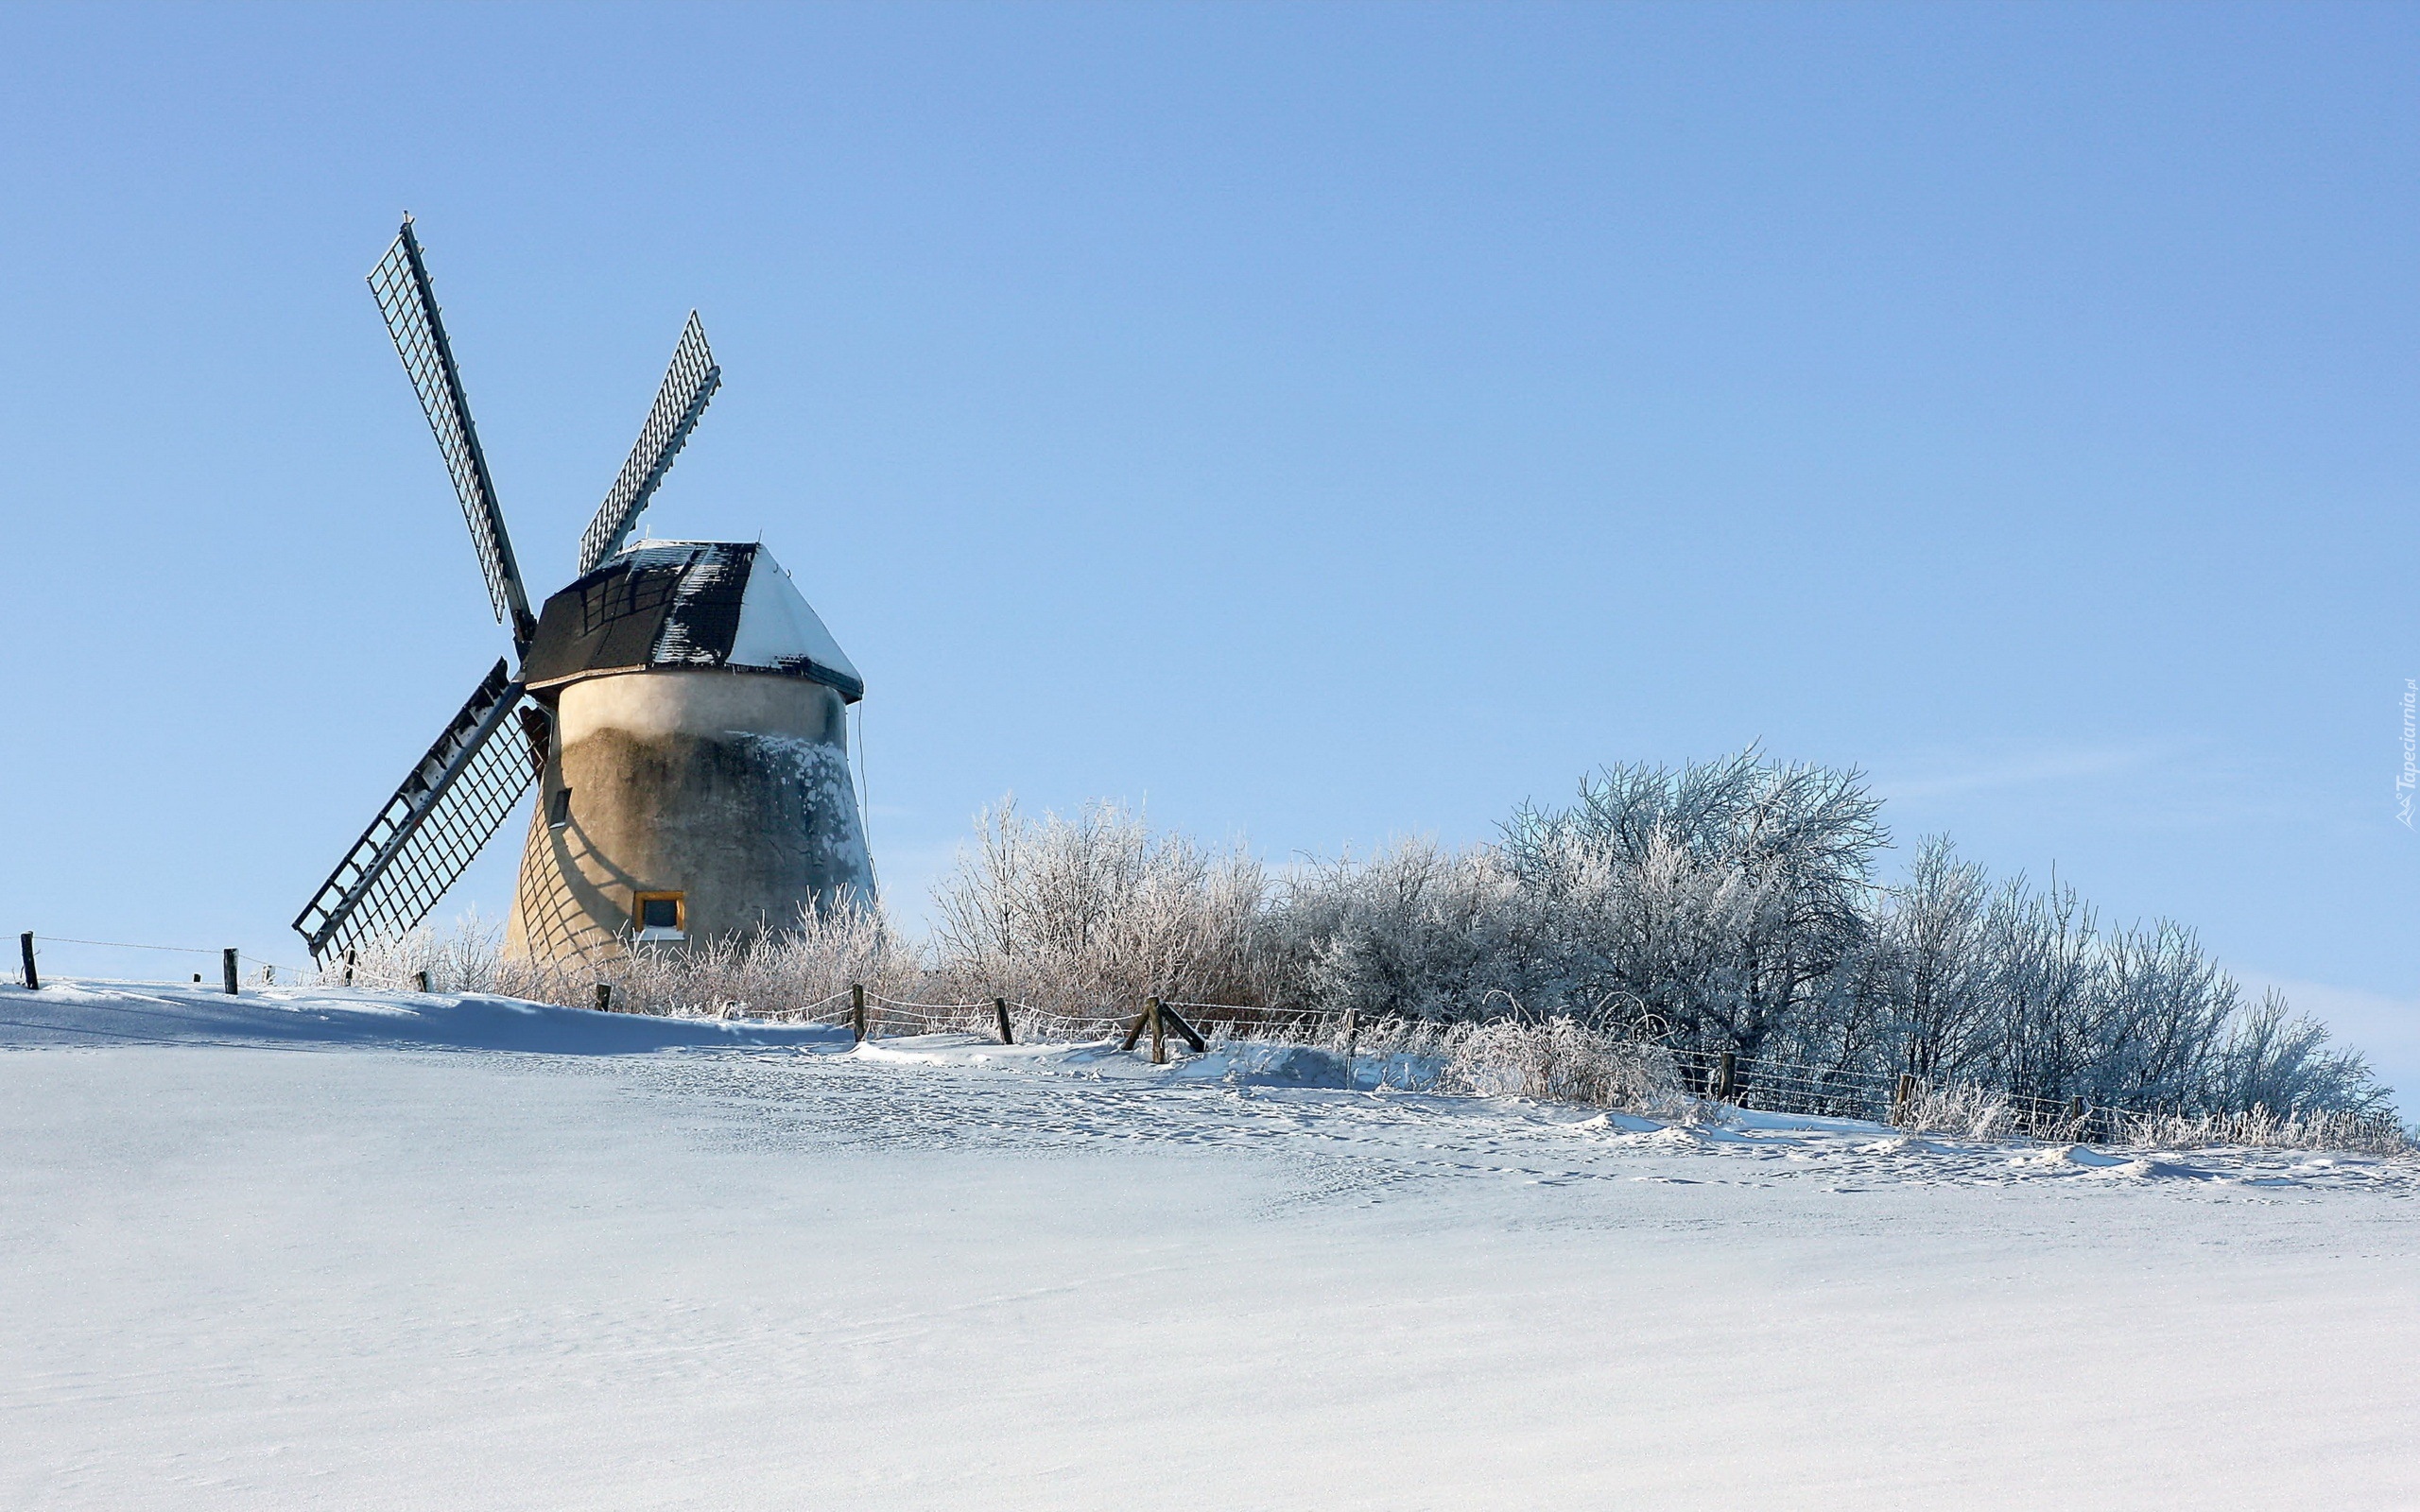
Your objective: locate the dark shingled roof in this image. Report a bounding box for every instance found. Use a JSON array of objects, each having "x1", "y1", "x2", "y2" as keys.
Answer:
[{"x1": 520, "y1": 541, "x2": 864, "y2": 702}]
